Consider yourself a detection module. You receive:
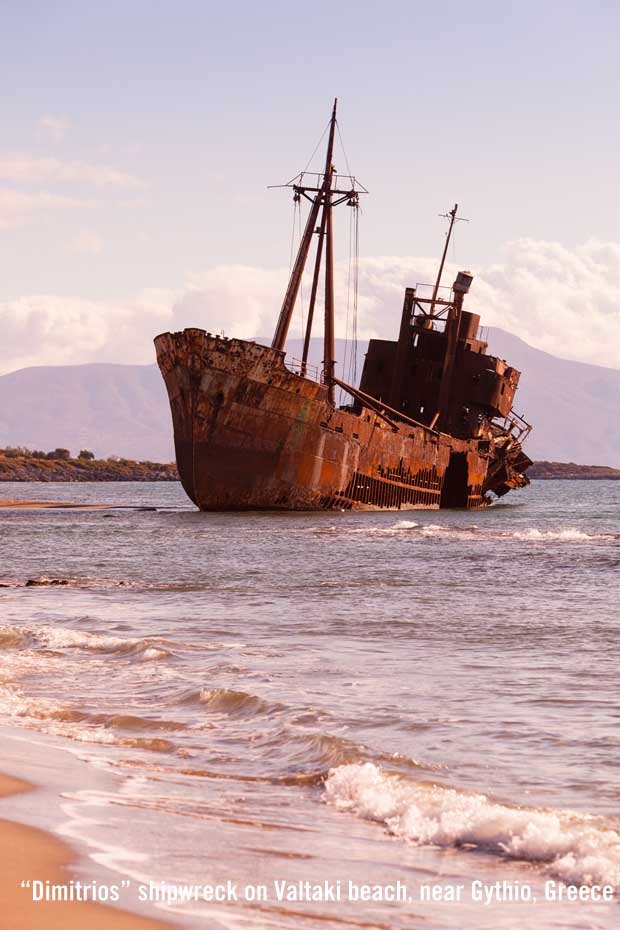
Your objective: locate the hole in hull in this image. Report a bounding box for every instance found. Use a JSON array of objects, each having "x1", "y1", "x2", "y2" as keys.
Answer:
[{"x1": 440, "y1": 452, "x2": 469, "y2": 508}]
